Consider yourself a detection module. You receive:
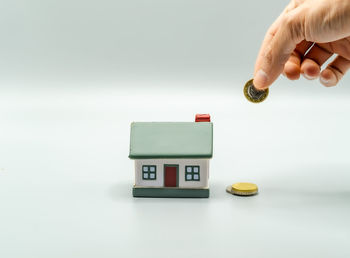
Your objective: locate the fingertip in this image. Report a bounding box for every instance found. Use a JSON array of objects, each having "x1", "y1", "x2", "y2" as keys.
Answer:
[
  {"x1": 301, "y1": 59, "x2": 320, "y2": 80},
  {"x1": 253, "y1": 69, "x2": 269, "y2": 89},
  {"x1": 320, "y1": 69, "x2": 337, "y2": 87},
  {"x1": 302, "y1": 72, "x2": 318, "y2": 80},
  {"x1": 284, "y1": 62, "x2": 300, "y2": 80}
]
